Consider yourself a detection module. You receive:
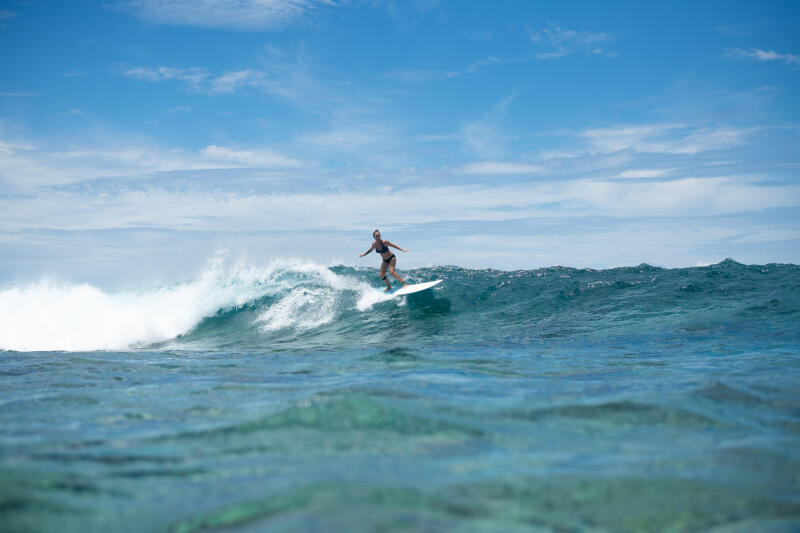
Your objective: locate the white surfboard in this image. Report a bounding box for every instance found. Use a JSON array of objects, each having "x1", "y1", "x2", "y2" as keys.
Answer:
[{"x1": 393, "y1": 279, "x2": 442, "y2": 296}]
